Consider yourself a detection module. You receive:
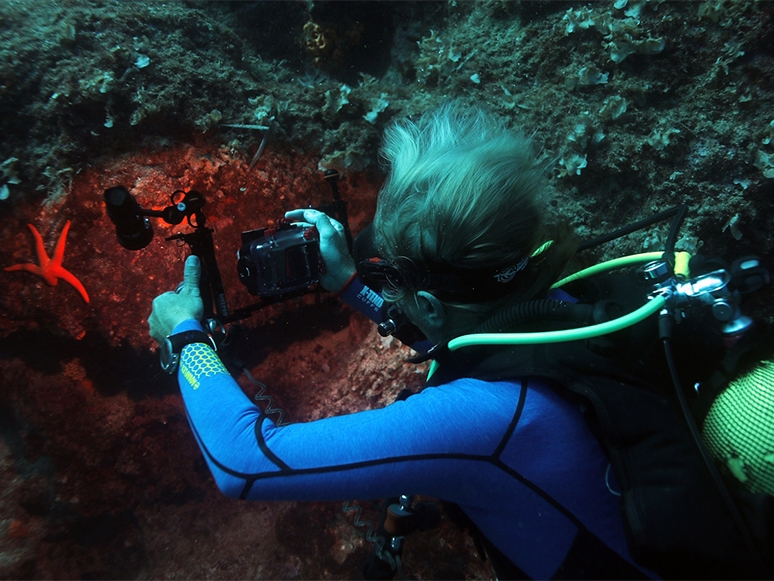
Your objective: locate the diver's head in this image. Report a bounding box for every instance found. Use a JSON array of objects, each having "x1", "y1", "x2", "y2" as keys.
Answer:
[{"x1": 368, "y1": 103, "x2": 577, "y2": 342}]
